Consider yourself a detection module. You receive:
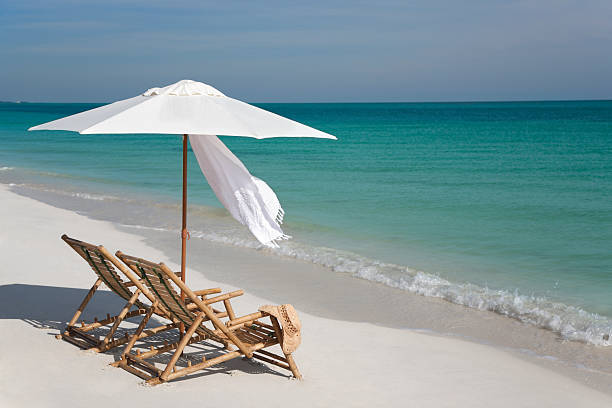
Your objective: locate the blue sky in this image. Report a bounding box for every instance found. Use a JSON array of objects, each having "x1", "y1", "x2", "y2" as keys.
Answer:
[{"x1": 1, "y1": 1, "x2": 611, "y2": 102}]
